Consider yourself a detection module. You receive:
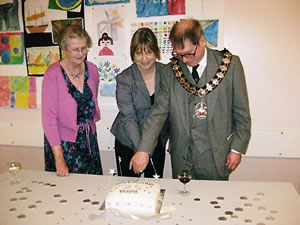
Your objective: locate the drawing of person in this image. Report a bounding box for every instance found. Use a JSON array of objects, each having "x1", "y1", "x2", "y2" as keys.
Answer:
[{"x1": 98, "y1": 32, "x2": 114, "y2": 56}]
